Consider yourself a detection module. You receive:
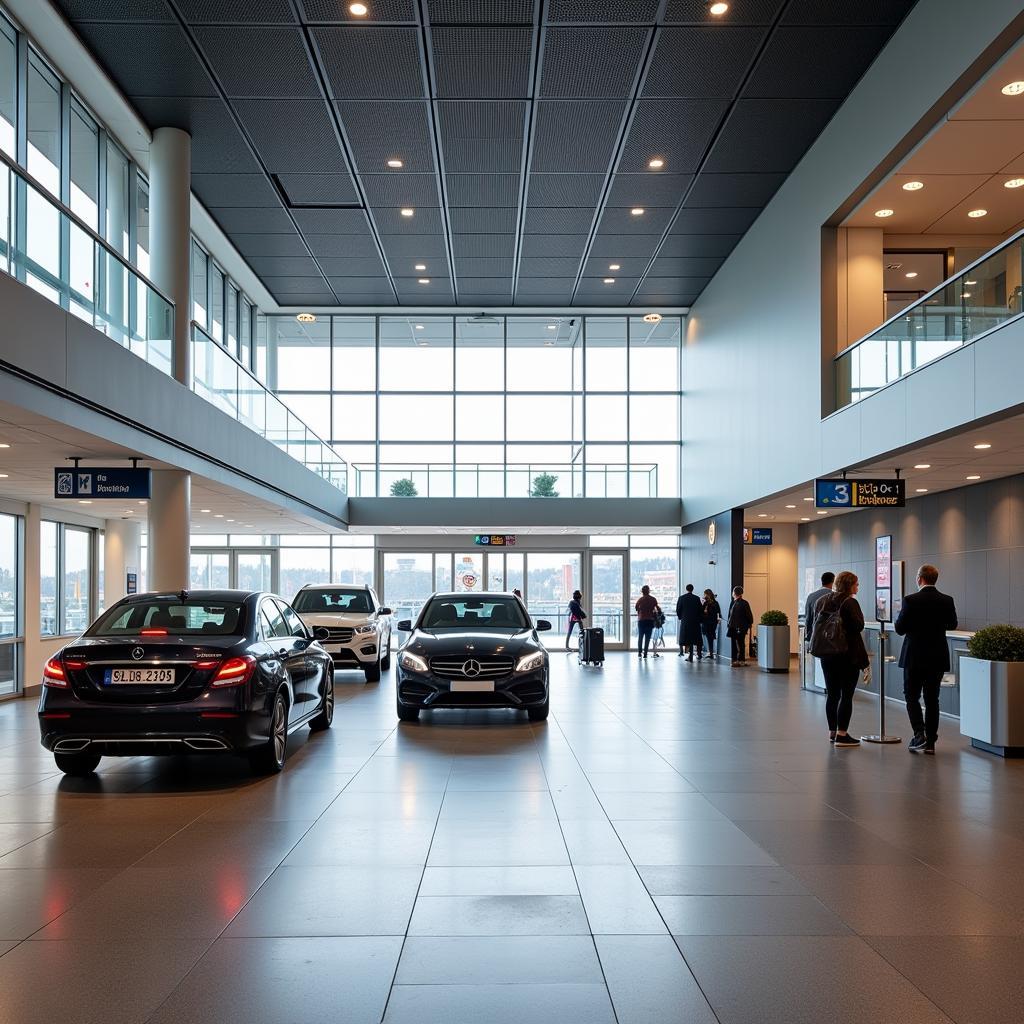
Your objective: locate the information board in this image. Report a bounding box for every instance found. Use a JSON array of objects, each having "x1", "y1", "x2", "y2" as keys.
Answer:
[
  {"x1": 473, "y1": 535, "x2": 517, "y2": 547},
  {"x1": 54, "y1": 467, "x2": 151, "y2": 500},
  {"x1": 815, "y1": 478, "x2": 905, "y2": 509},
  {"x1": 743, "y1": 527, "x2": 773, "y2": 545},
  {"x1": 875, "y1": 534, "x2": 893, "y2": 623}
]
